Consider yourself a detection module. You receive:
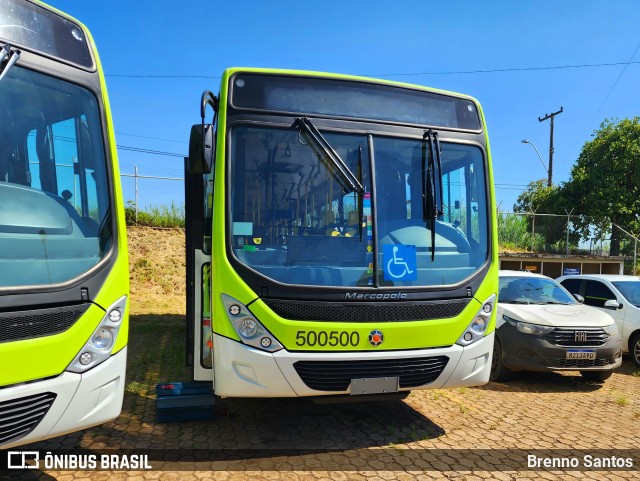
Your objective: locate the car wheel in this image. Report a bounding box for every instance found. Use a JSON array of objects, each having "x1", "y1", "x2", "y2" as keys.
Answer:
[
  {"x1": 630, "y1": 332, "x2": 640, "y2": 368},
  {"x1": 580, "y1": 371, "x2": 612, "y2": 382},
  {"x1": 490, "y1": 338, "x2": 511, "y2": 382}
]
